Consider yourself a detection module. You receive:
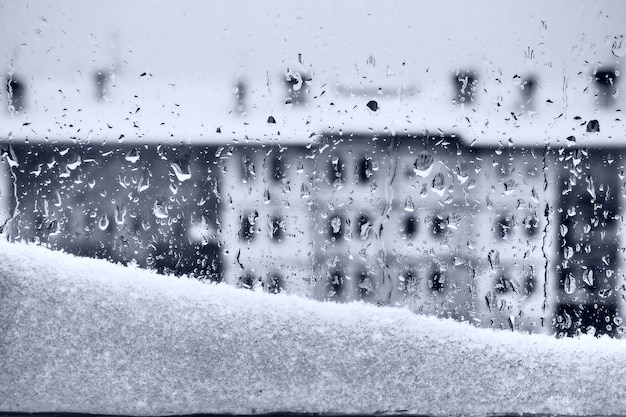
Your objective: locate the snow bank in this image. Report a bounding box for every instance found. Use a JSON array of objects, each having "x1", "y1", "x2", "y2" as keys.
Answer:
[{"x1": 1, "y1": 241, "x2": 625, "y2": 416}]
